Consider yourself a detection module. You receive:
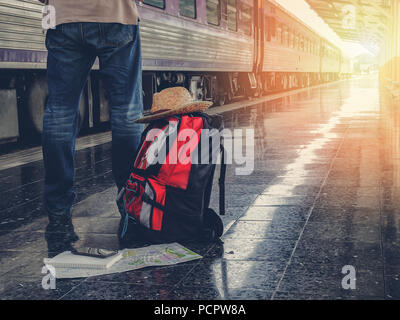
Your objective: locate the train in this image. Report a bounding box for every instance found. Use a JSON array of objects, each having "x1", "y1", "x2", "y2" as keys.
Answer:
[{"x1": 0, "y1": 0, "x2": 352, "y2": 143}]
